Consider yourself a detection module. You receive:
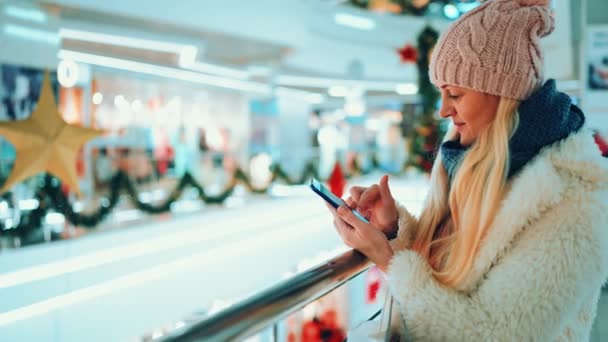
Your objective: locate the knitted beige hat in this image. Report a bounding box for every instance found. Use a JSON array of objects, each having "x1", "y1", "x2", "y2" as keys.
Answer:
[{"x1": 429, "y1": 0, "x2": 555, "y2": 100}]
